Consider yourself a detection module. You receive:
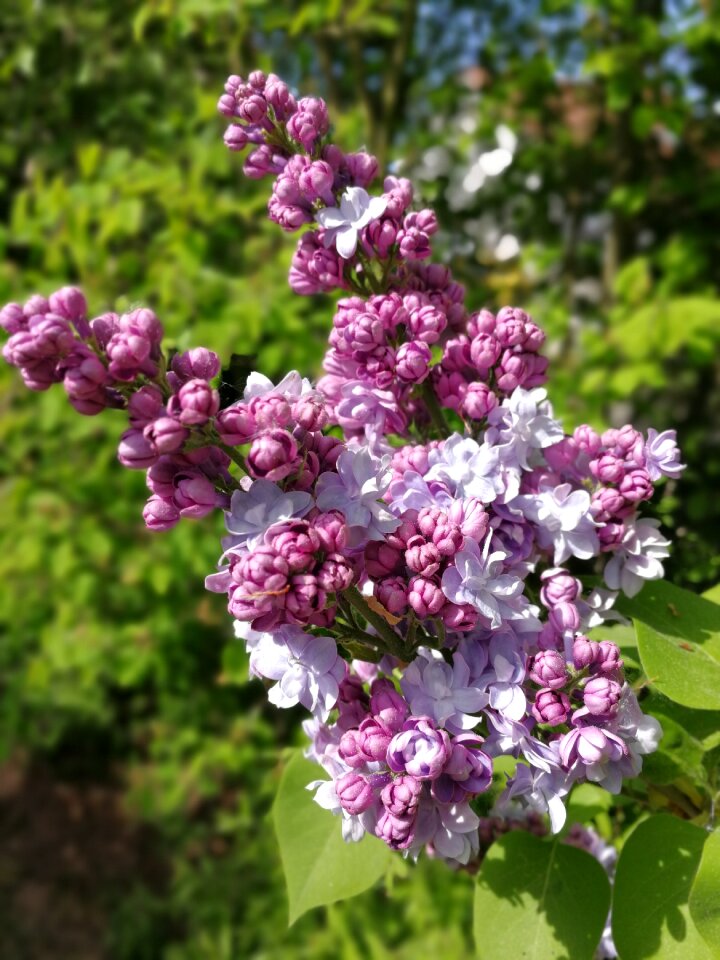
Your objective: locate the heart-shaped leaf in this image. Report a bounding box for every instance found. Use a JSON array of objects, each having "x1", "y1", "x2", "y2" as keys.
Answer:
[
  {"x1": 272, "y1": 750, "x2": 391, "y2": 924},
  {"x1": 473, "y1": 831, "x2": 611, "y2": 960}
]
